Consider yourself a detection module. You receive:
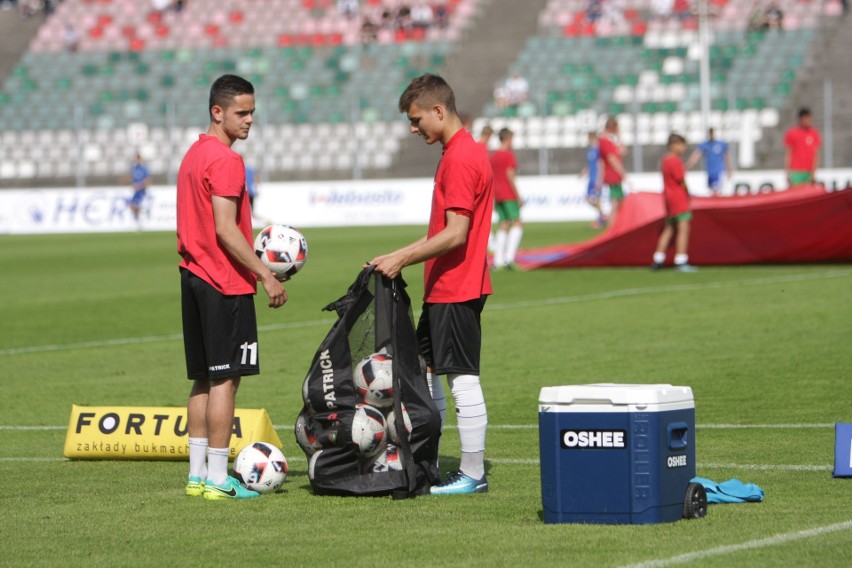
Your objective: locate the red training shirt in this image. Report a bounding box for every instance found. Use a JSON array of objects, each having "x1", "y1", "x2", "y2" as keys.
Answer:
[
  {"x1": 784, "y1": 126, "x2": 821, "y2": 171},
  {"x1": 661, "y1": 154, "x2": 690, "y2": 217},
  {"x1": 599, "y1": 134, "x2": 624, "y2": 185},
  {"x1": 490, "y1": 149, "x2": 518, "y2": 203},
  {"x1": 176, "y1": 134, "x2": 256, "y2": 296},
  {"x1": 424, "y1": 129, "x2": 494, "y2": 303}
]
